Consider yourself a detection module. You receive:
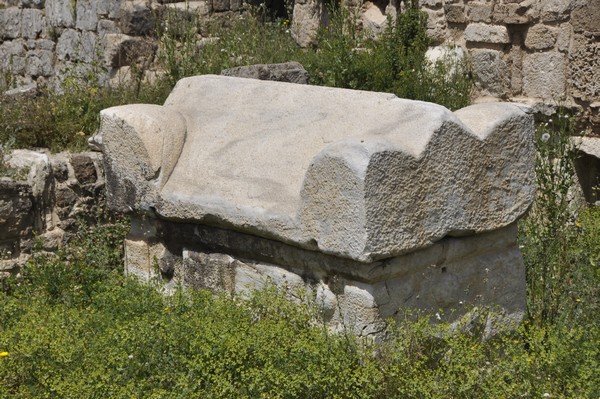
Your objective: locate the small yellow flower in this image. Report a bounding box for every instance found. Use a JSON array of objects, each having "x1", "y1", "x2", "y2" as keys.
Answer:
[{"x1": 0, "y1": 352, "x2": 8, "y2": 357}]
